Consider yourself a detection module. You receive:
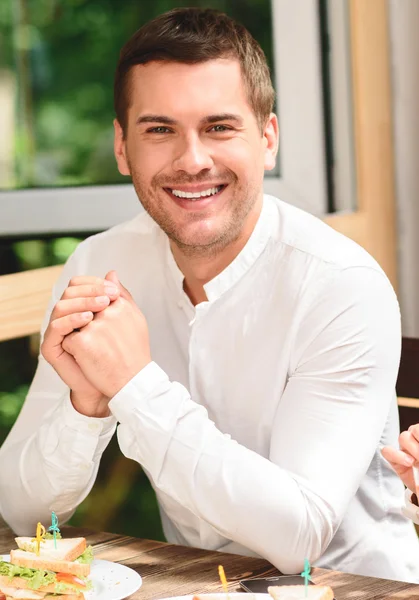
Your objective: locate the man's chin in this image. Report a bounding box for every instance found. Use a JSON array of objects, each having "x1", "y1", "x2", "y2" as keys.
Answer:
[{"x1": 168, "y1": 229, "x2": 227, "y2": 255}]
